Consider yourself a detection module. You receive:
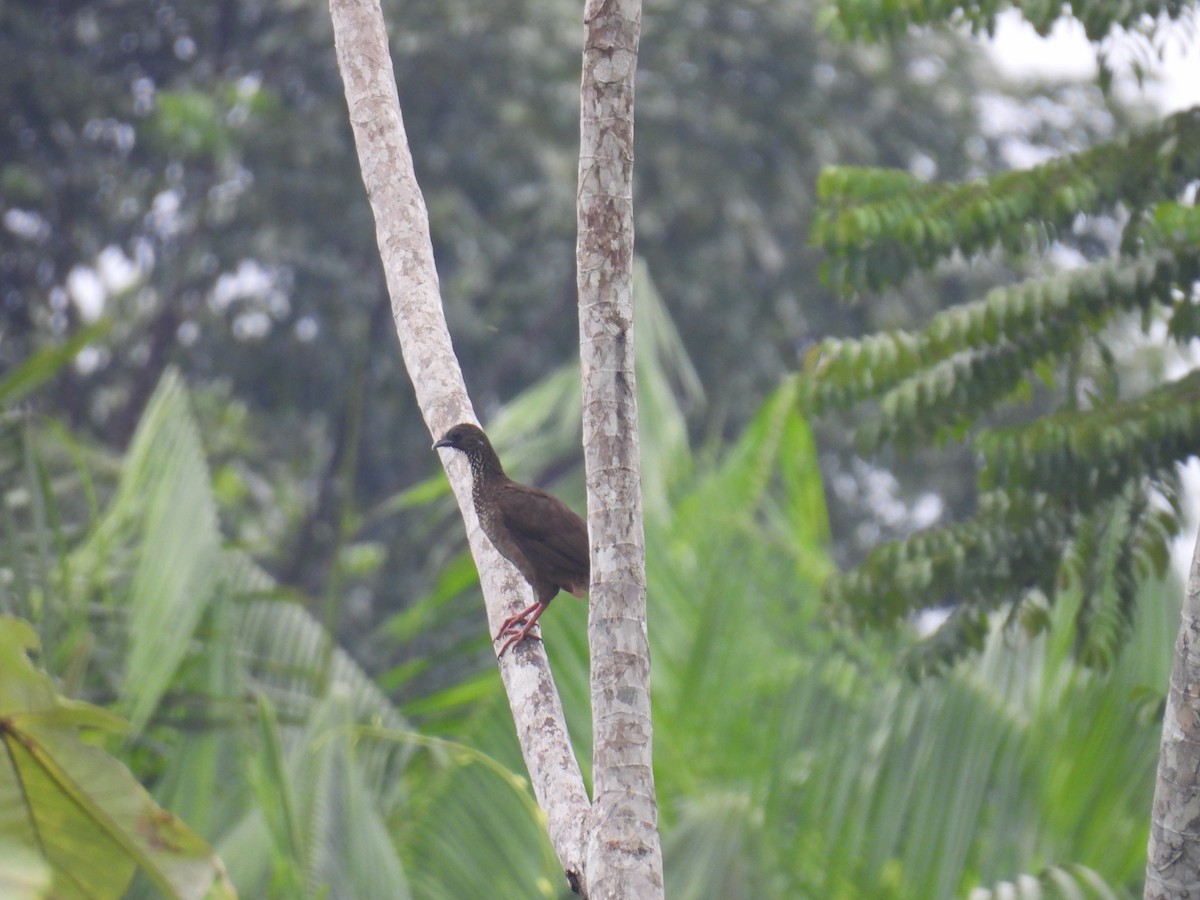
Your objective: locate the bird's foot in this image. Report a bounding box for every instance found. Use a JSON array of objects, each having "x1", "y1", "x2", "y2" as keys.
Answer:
[
  {"x1": 494, "y1": 603, "x2": 547, "y2": 657},
  {"x1": 496, "y1": 625, "x2": 541, "y2": 657},
  {"x1": 494, "y1": 611, "x2": 536, "y2": 641},
  {"x1": 497, "y1": 621, "x2": 542, "y2": 640}
]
